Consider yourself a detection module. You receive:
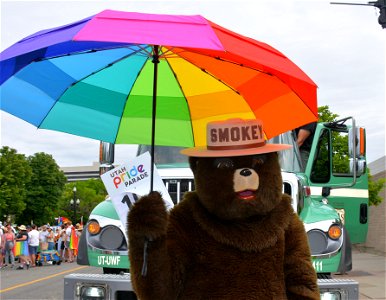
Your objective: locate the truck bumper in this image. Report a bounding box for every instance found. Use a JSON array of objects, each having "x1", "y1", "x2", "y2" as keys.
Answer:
[
  {"x1": 63, "y1": 273, "x2": 136, "y2": 300},
  {"x1": 318, "y1": 278, "x2": 359, "y2": 299},
  {"x1": 64, "y1": 274, "x2": 359, "y2": 300}
]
